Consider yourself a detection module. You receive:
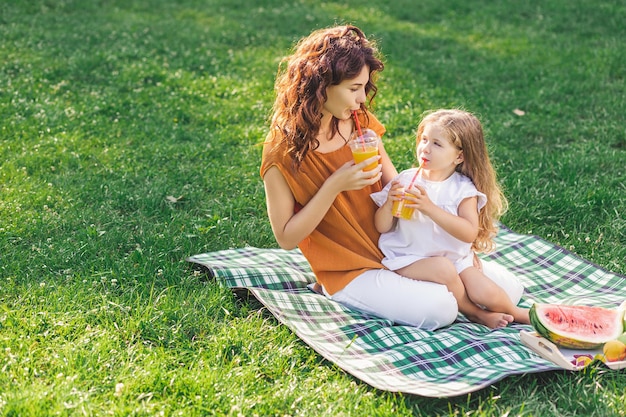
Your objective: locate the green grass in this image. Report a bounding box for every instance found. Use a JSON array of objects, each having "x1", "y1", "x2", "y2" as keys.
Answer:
[{"x1": 1, "y1": 0, "x2": 625, "y2": 415}]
